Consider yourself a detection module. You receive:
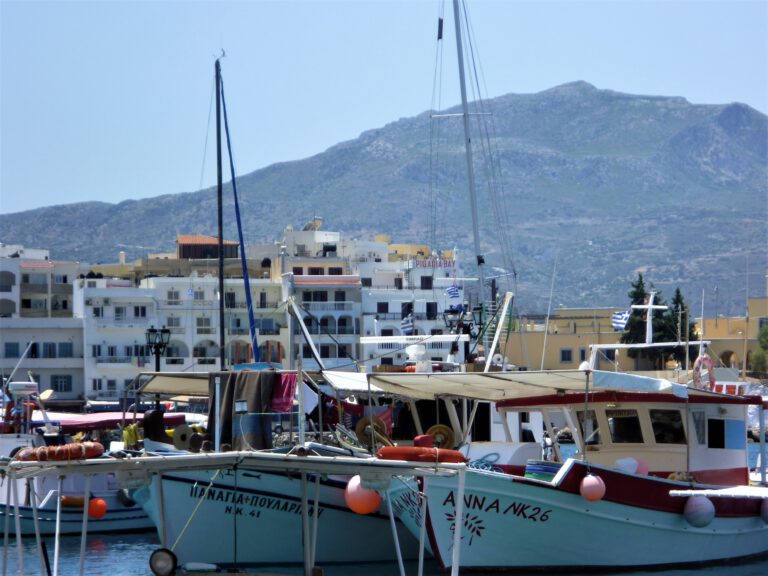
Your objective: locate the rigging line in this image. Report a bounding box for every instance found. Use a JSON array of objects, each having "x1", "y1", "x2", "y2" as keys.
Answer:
[
  {"x1": 219, "y1": 74, "x2": 260, "y2": 362},
  {"x1": 461, "y1": 1, "x2": 518, "y2": 295},
  {"x1": 198, "y1": 74, "x2": 217, "y2": 191}
]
